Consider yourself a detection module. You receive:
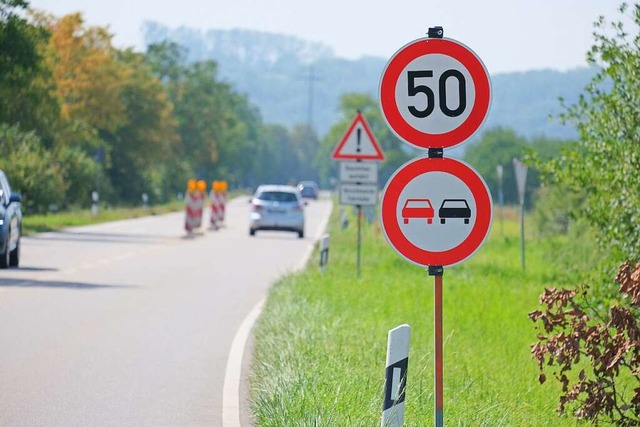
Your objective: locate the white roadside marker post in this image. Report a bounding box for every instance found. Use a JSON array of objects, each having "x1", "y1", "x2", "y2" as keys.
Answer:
[
  {"x1": 381, "y1": 324, "x2": 411, "y2": 427},
  {"x1": 91, "y1": 190, "x2": 99, "y2": 217},
  {"x1": 319, "y1": 233, "x2": 330, "y2": 272}
]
